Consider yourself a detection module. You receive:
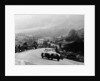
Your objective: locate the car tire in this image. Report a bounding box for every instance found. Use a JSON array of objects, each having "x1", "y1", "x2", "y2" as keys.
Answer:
[
  {"x1": 41, "y1": 53, "x2": 44, "y2": 58},
  {"x1": 51, "y1": 58, "x2": 53, "y2": 60},
  {"x1": 57, "y1": 58, "x2": 60, "y2": 61},
  {"x1": 42, "y1": 56, "x2": 44, "y2": 58},
  {"x1": 47, "y1": 57, "x2": 50, "y2": 60}
]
